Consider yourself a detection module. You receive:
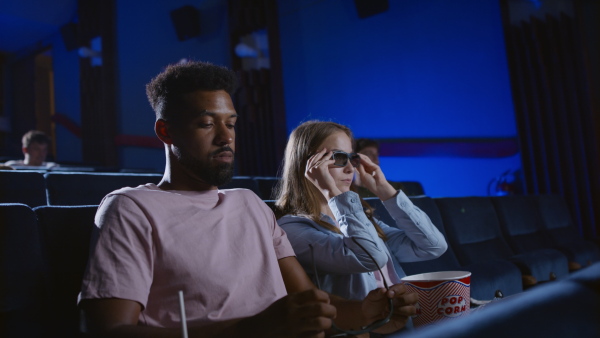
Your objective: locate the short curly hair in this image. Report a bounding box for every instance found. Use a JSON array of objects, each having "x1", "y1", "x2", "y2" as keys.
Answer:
[
  {"x1": 145, "y1": 60, "x2": 238, "y2": 120},
  {"x1": 354, "y1": 138, "x2": 379, "y2": 153},
  {"x1": 22, "y1": 130, "x2": 50, "y2": 148}
]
